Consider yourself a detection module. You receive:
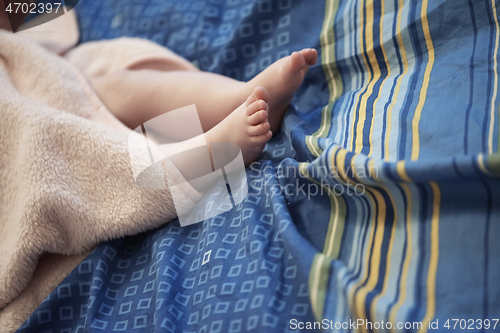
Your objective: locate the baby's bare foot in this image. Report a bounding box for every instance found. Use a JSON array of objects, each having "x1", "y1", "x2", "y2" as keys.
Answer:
[
  {"x1": 205, "y1": 87, "x2": 272, "y2": 166},
  {"x1": 249, "y1": 48, "x2": 318, "y2": 132}
]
